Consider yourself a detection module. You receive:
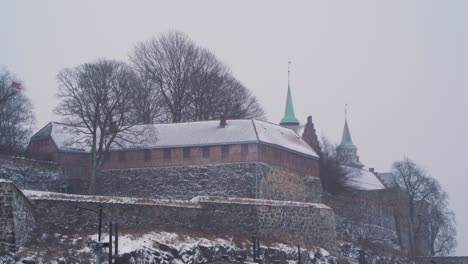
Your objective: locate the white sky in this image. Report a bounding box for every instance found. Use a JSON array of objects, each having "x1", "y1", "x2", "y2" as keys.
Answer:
[{"x1": 2, "y1": 0, "x2": 468, "y2": 255}]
